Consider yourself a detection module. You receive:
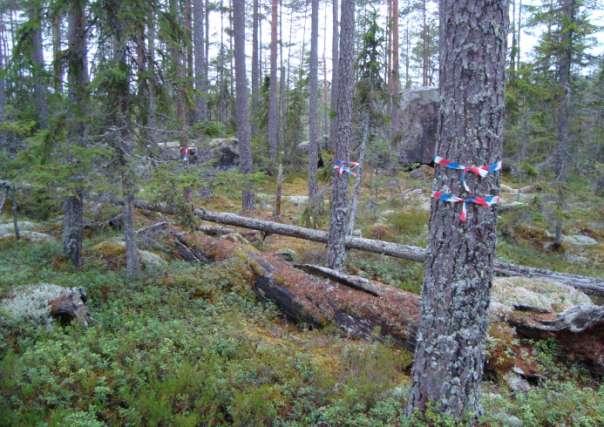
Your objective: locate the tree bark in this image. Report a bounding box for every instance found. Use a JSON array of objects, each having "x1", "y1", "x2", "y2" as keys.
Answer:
[
  {"x1": 268, "y1": 0, "x2": 279, "y2": 165},
  {"x1": 52, "y1": 10, "x2": 63, "y2": 94},
  {"x1": 388, "y1": 0, "x2": 400, "y2": 141},
  {"x1": 326, "y1": 0, "x2": 355, "y2": 270},
  {"x1": 233, "y1": 0, "x2": 254, "y2": 211},
  {"x1": 308, "y1": 0, "x2": 321, "y2": 214},
  {"x1": 193, "y1": 0, "x2": 208, "y2": 122},
  {"x1": 347, "y1": 112, "x2": 368, "y2": 235},
  {"x1": 251, "y1": 0, "x2": 260, "y2": 136},
  {"x1": 407, "y1": 0, "x2": 508, "y2": 419},
  {"x1": 0, "y1": 10, "x2": 5, "y2": 149},
  {"x1": 63, "y1": 0, "x2": 88, "y2": 267},
  {"x1": 328, "y1": 0, "x2": 339, "y2": 153}
]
